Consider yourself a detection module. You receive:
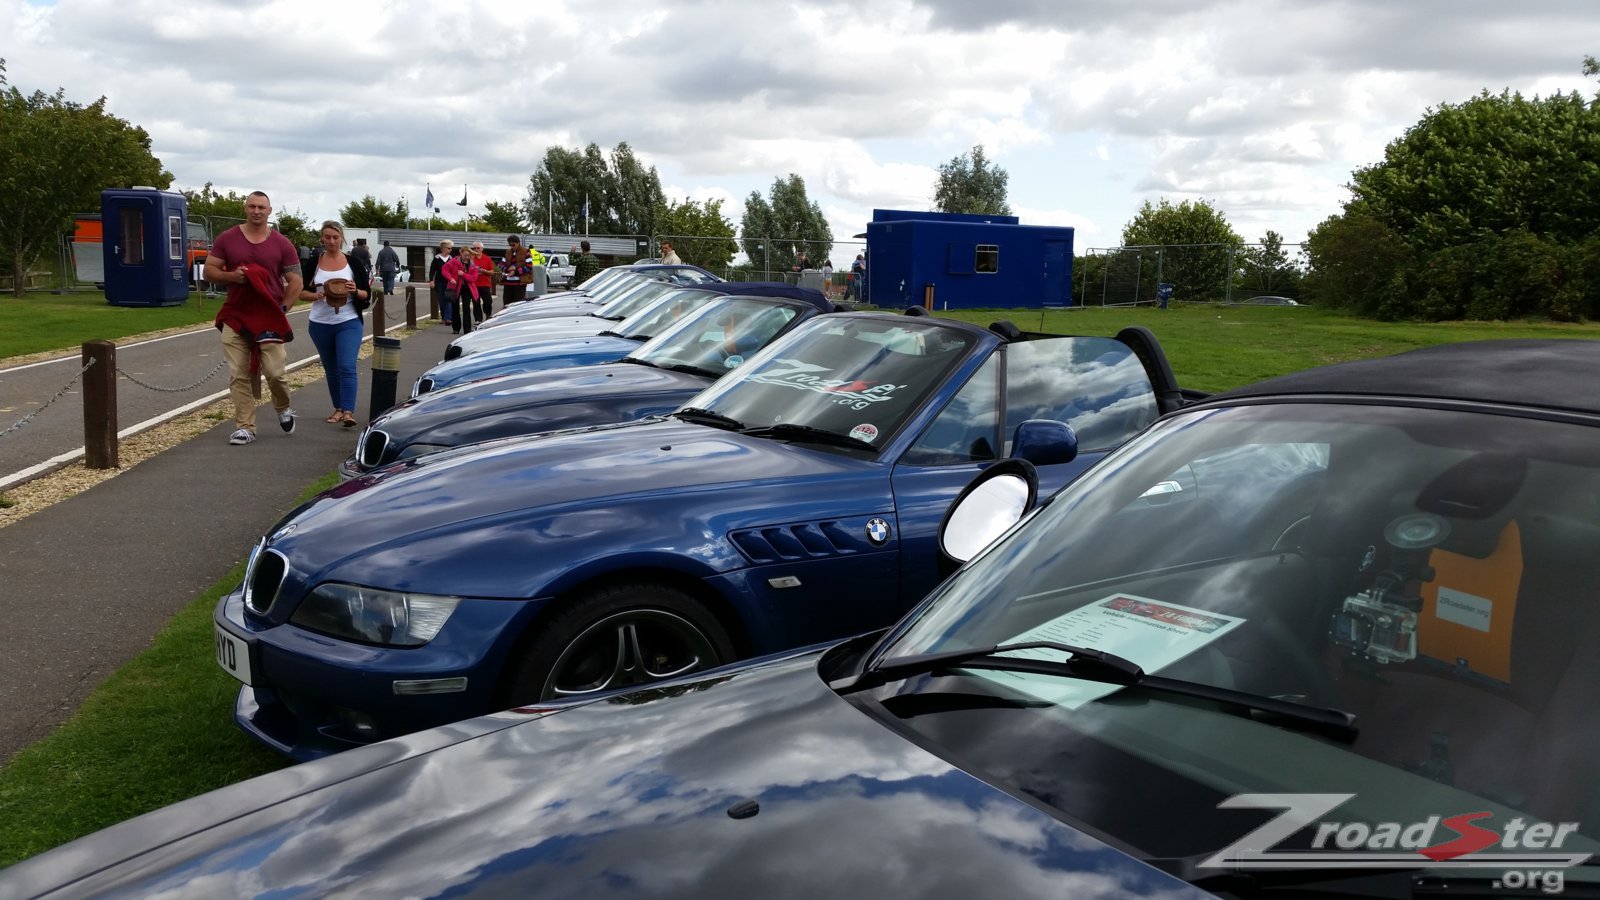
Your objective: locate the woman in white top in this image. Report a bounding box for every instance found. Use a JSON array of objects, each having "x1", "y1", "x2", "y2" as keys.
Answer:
[{"x1": 297, "y1": 220, "x2": 371, "y2": 426}]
